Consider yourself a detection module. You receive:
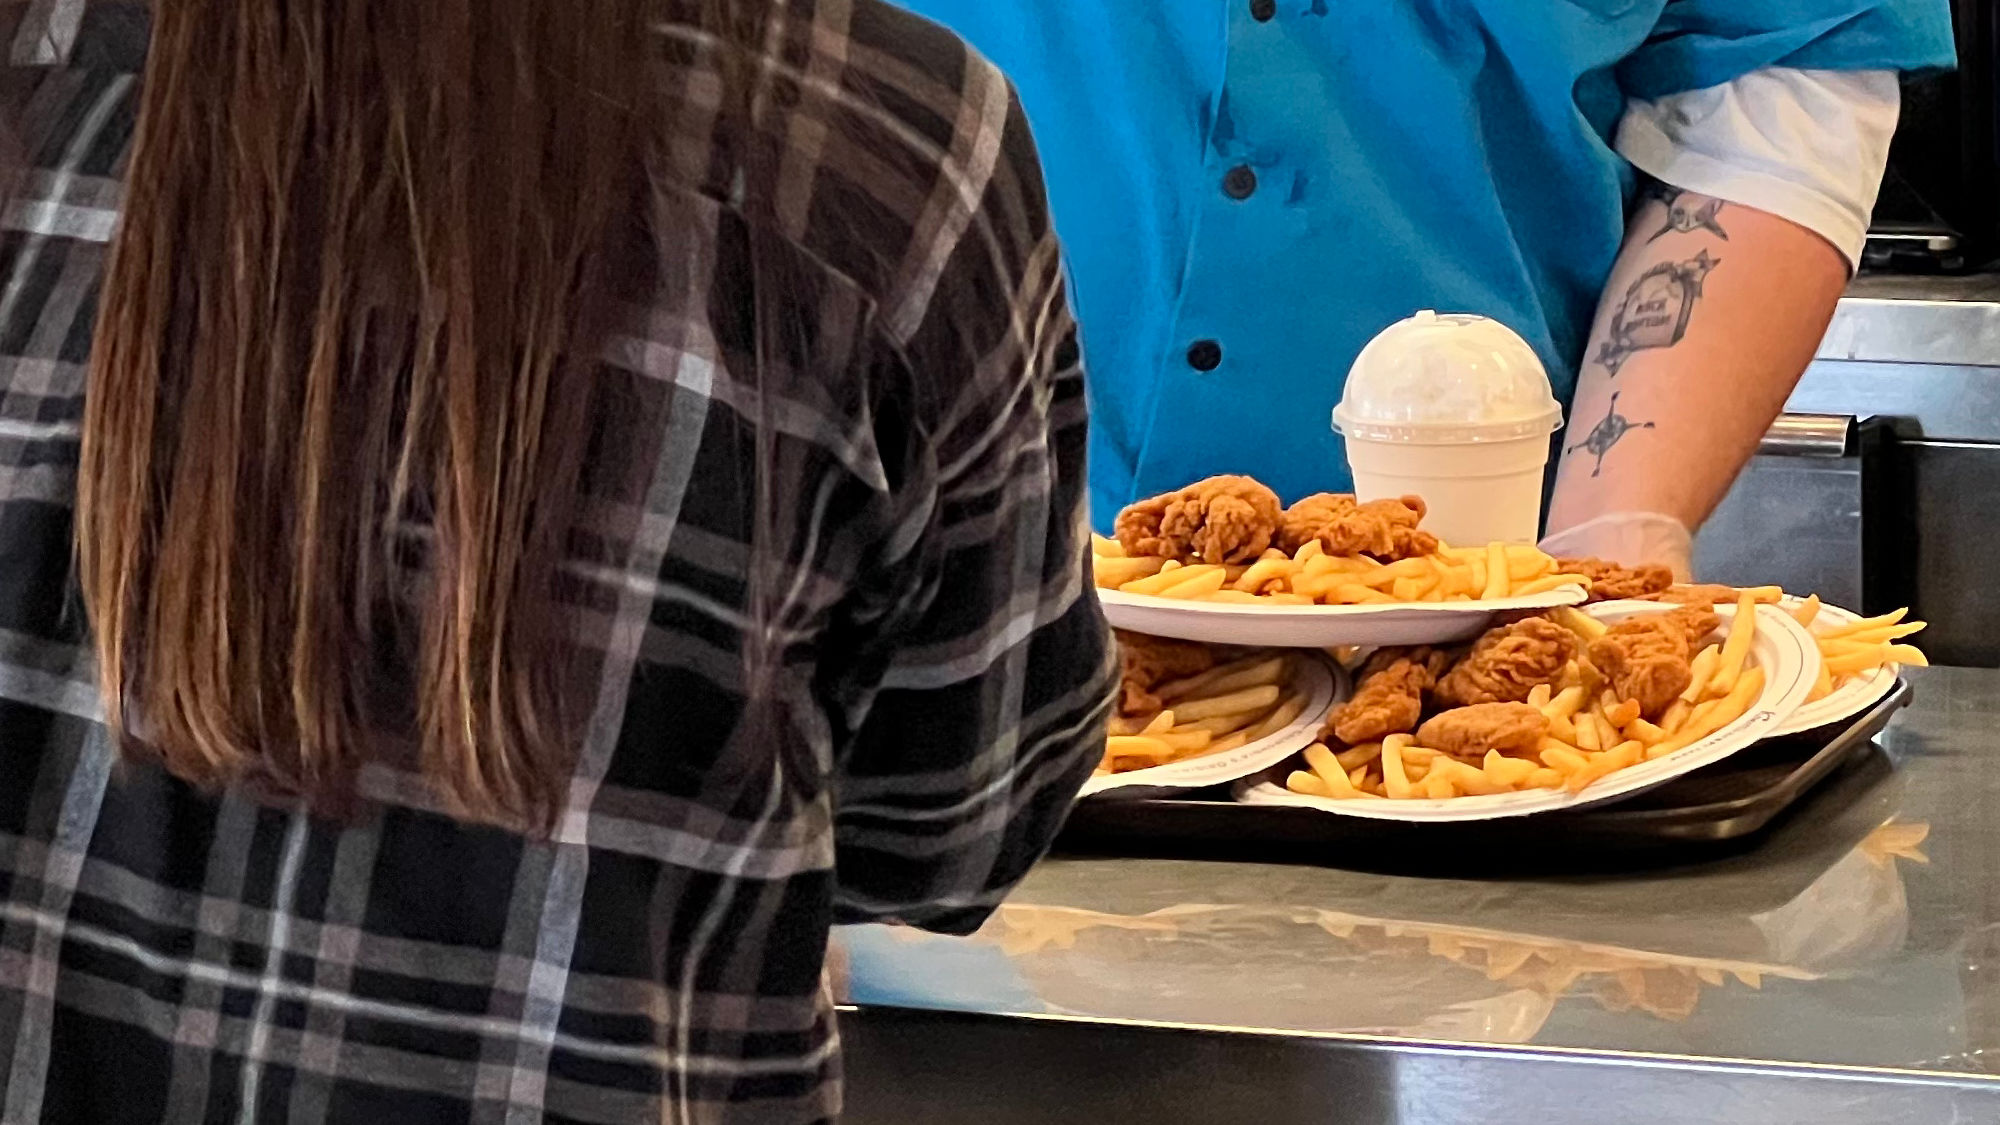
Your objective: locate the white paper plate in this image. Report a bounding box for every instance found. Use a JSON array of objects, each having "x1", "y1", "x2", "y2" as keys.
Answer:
[
  {"x1": 1098, "y1": 585, "x2": 1587, "y2": 649},
  {"x1": 1233, "y1": 602, "x2": 1816, "y2": 822},
  {"x1": 1080, "y1": 654, "x2": 1343, "y2": 800},
  {"x1": 1771, "y1": 598, "x2": 1902, "y2": 737}
]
